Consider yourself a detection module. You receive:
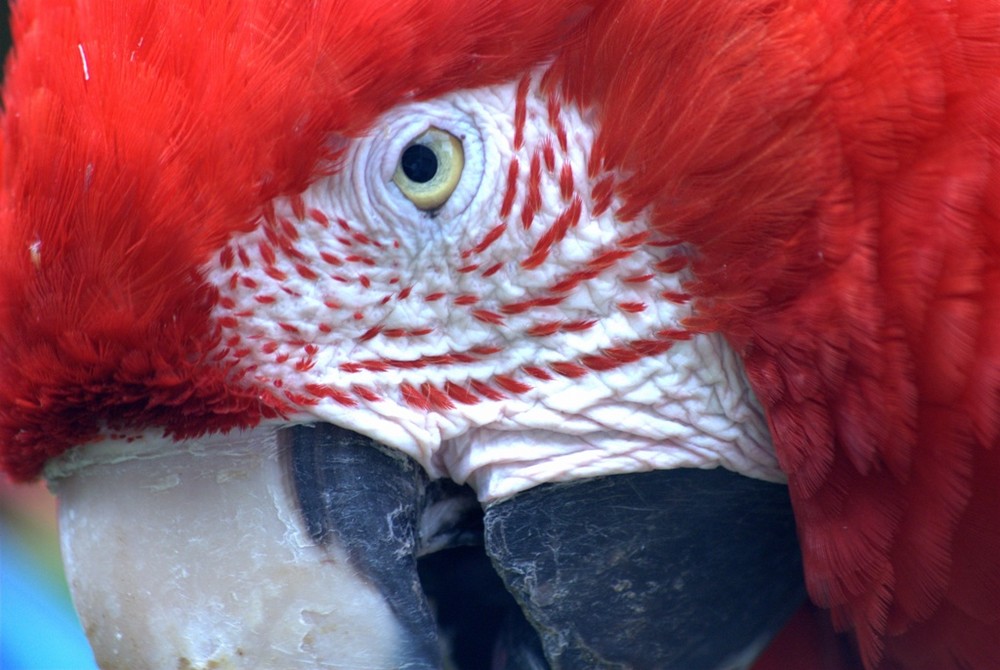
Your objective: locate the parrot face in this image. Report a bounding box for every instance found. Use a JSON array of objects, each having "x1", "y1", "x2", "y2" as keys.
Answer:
[
  {"x1": 201, "y1": 71, "x2": 780, "y2": 500},
  {"x1": 4, "y1": 1, "x2": 999, "y2": 669},
  {"x1": 44, "y1": 72, "x2": 798, "y2": 670}
]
